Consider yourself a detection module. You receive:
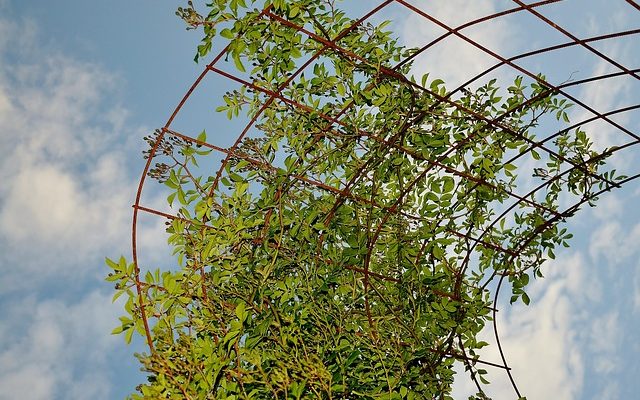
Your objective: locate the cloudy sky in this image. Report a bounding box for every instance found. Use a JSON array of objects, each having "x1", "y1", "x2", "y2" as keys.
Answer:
[{"x1": 0, "y1": 1, "x2": 638, "y2": 399}]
